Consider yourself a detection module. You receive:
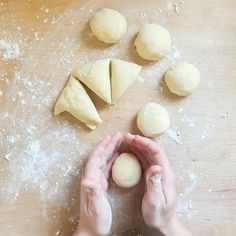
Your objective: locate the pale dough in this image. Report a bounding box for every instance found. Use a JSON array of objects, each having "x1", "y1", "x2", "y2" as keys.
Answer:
[
  {"x1": 54, "y1": 75, "x2": 101, "y2": 129},
  {"x1": 73, "y1": 59, "x2": 111, "y2": 104},
  {"x1": 134, "y1": 23, "x2": 171, "y2": 61},
  {"x1": 55, "y1": 59, "x2": 141, "y2": 129},
  {"x1": 165, "y1": 62, "x2": 200, "y2": 96},
  {"x1": 137, "y1": 102, "x2": 170, "y2": 137},
  {"x1": 73, "y1": 59, "x2": 141, "y2": 104},
  {"x1": 111, "y1": 59, "x2": 142, "y2": 103},
  {"x1": 90, "y1": 8, "x2": 127, "y2": 43},
  {"x1": 112, "y1": 153, "x2": 141, "y2": 188}
]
